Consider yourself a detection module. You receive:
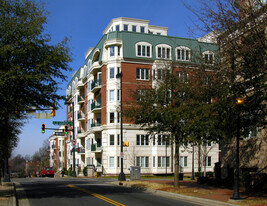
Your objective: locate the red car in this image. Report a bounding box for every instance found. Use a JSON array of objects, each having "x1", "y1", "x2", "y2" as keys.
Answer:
[{"x1": 40, "y1": 167, "x2": 54, "y2": 177}]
